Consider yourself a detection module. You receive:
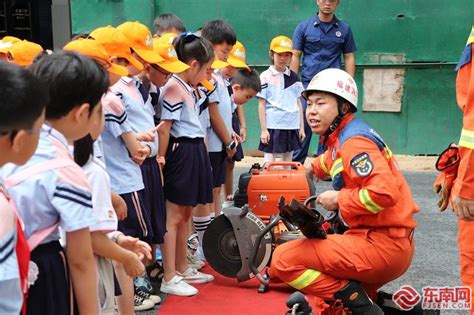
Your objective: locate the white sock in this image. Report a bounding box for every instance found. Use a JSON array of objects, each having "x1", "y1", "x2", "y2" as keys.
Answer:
[
  {"x1": 193, "y1": 216, "x2": 211, "y2": 248},
  {"x1": 263, "y1": 153, "x2": 275, "y2": 163}
]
